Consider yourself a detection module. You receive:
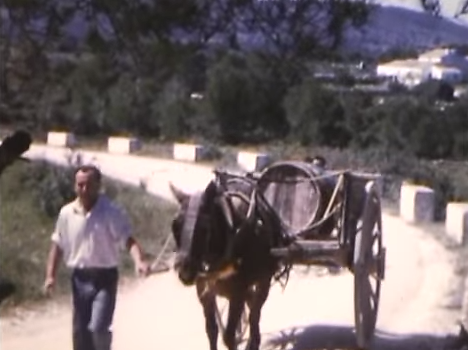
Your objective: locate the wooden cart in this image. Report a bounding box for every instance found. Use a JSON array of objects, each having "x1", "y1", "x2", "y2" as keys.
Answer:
[{"x1": 214, "y1": 160, "x2": 386, "y2": 349}]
